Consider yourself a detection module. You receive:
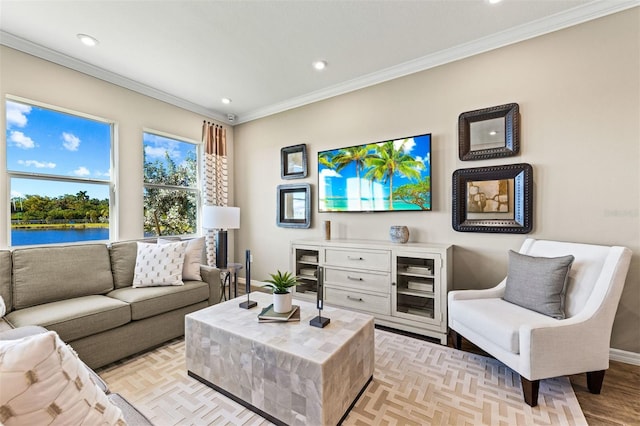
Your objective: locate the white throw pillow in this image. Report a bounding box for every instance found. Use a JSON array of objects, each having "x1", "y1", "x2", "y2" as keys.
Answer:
[
  {"x1": 0, "y1": 331, "x2": 125, "y2": 426},
  {"x1": 133, "y1": 241, "x2": 188, "y2": 287},
  {"x1": 158, "y1": 237, "x2": 204, "y2": 281}
]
